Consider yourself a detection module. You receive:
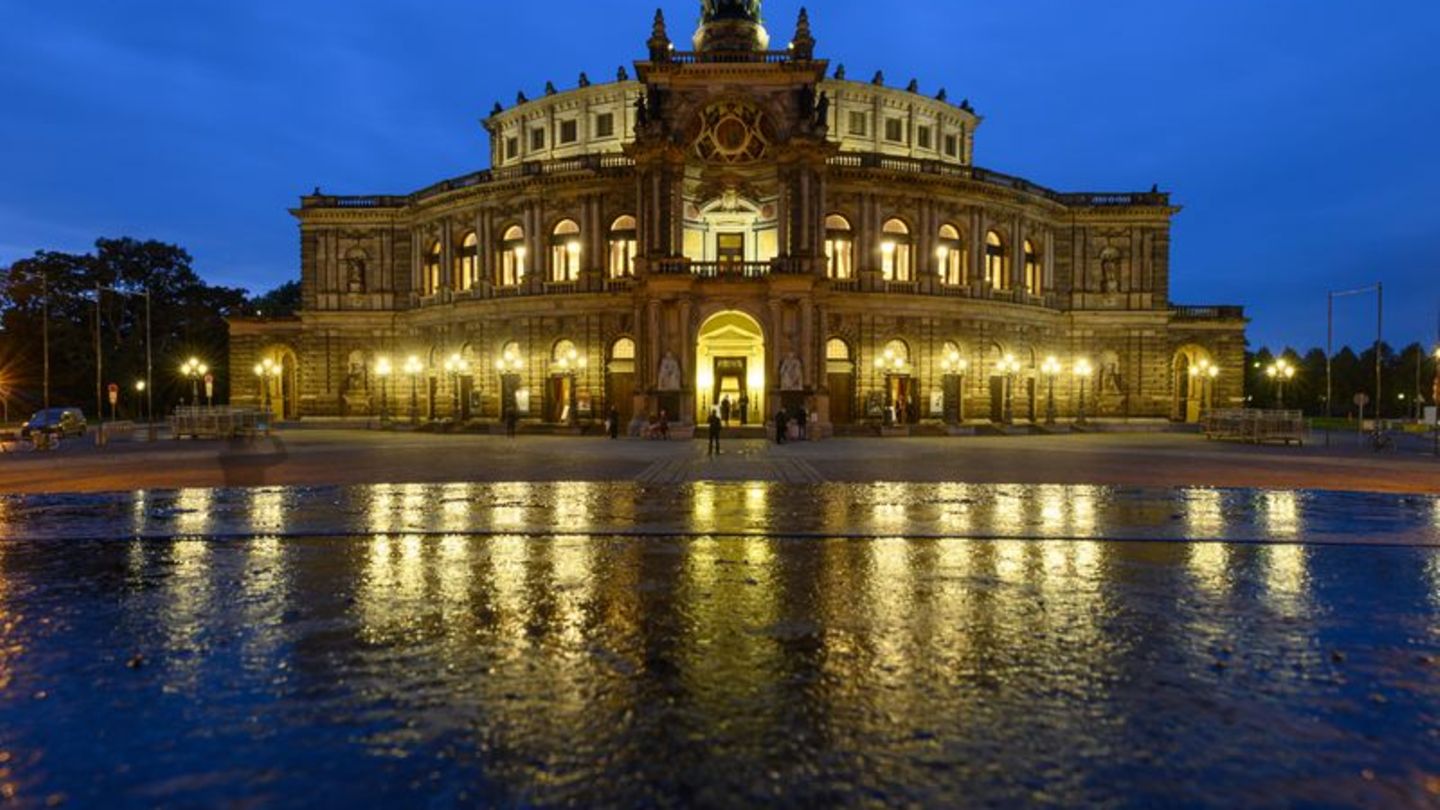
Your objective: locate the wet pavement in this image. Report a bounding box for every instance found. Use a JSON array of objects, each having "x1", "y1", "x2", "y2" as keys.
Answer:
[{"x1": 1, "y1": 483, "x2": 1439, "y2": 807}]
